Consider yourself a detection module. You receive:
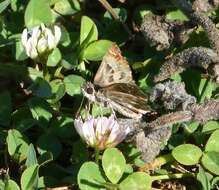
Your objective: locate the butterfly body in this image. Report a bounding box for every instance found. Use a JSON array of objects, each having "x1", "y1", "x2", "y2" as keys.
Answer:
[{"x1": 81, "y1": 44, "x2": 151, "y2": 119}]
